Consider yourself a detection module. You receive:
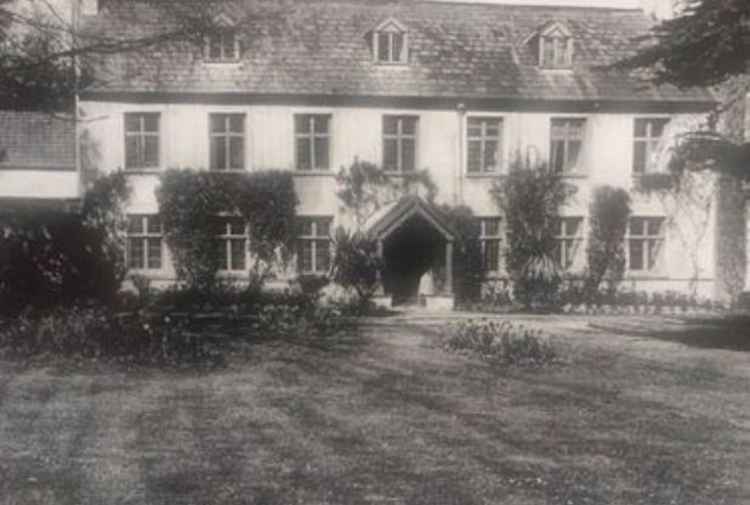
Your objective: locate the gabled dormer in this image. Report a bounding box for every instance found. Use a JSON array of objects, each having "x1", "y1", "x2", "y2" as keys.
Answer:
[
  {"x1": 204, "y1": 13, "x2": 241, "y2": 63},
  {"x1": 525, "y1": 21, "x2": 574, "y2": 70},
  {"x1": 372, "y1": 18, "x2": 408, "y2": 65}
]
